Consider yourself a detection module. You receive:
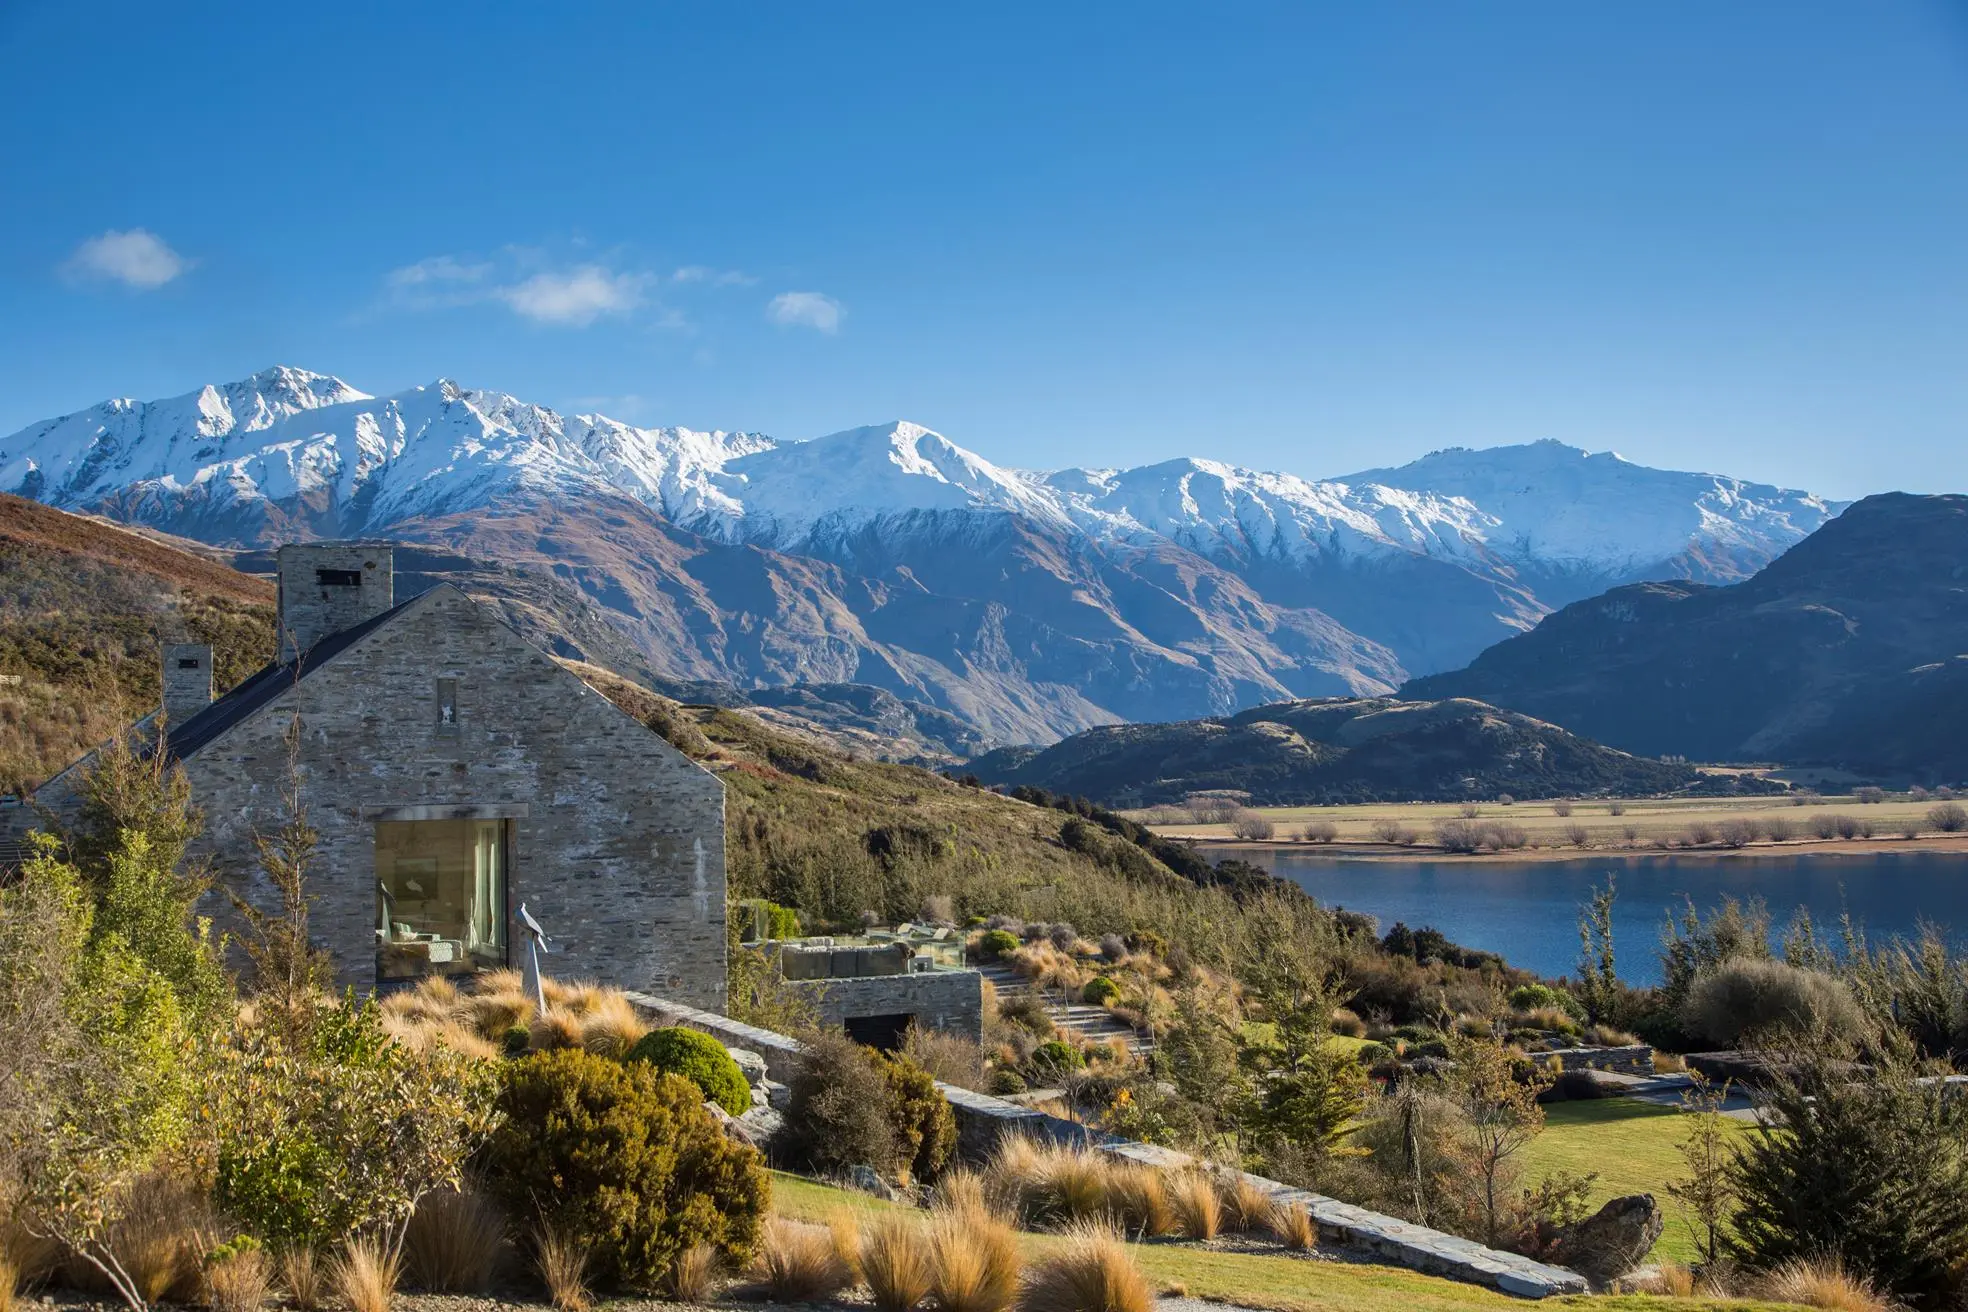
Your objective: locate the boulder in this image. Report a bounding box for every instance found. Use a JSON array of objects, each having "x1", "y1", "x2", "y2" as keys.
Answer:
[
  {"x1": 703, "y1": 1099, "x2": 759, "y2": 1148},
  {"x1": 1548, "y1": 1194, "x2": 1665, "y2": 1286},
  {"x1": 847, "y1": 1164, "x2": 900, "y2": 1201},
  {"x1": 738, "y1": 1104, "x2": 786, "y2": 1147},
  {"x1": 725, "y1": 1045, "x2": 769, "y2": 1087},
  {"x1": 763, "y1": 1077, "x2": 792, "y2": 1111}
]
